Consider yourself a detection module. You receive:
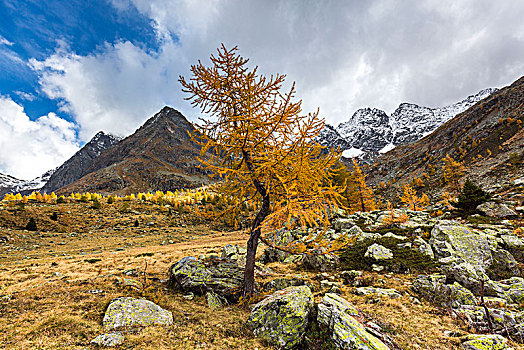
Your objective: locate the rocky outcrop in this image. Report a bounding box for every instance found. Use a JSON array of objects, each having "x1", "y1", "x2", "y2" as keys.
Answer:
[
  {"x1": 103, "y1": 297, "x2": 173, "y2": 330},
  {"x1": 168, "y1": 256, "x2": 243, "y2": 301},
  {"x1": 247, "y1": 286, "x2": 314, "y2": 349}
]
